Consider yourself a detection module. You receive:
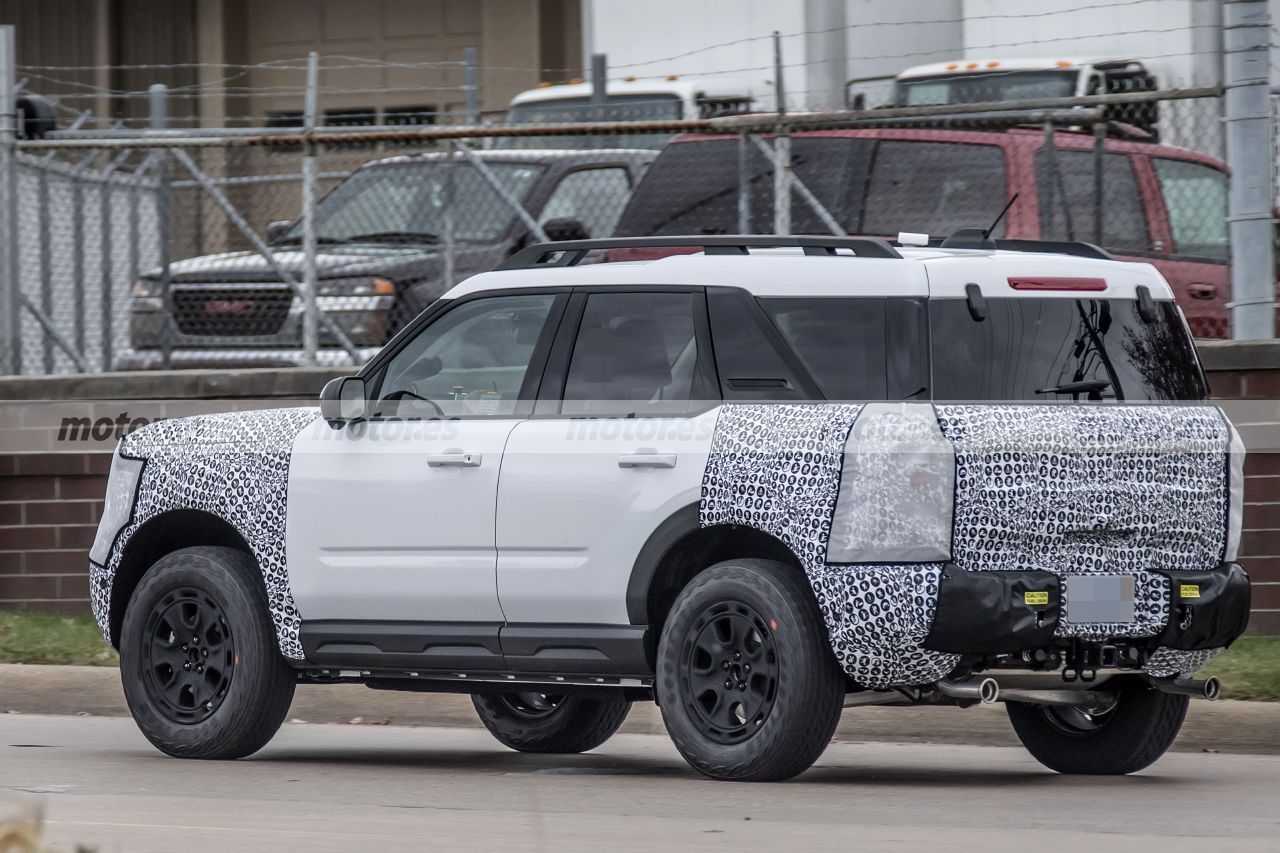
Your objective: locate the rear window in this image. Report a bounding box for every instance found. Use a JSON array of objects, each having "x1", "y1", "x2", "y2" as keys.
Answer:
[
  {"x1": 616, "y1": 137, "x2": 873, "y2": 236},
  {"x1": 1153, "y1": 158, "x2": 1229, "y2": 262},
  {"x1": 616, "y1": 137, "x2": 1007, "y2": 239},
  {"x1": 930, "y1": 298, "x2": 1205, "y2": 401}
]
